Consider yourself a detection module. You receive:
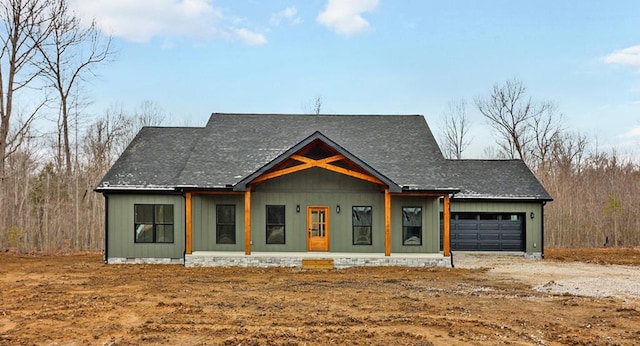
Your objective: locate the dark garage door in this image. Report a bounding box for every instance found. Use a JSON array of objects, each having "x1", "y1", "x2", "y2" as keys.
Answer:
[{"x1": 440, "y1": 213, "x2": 525, "y2": 251}]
